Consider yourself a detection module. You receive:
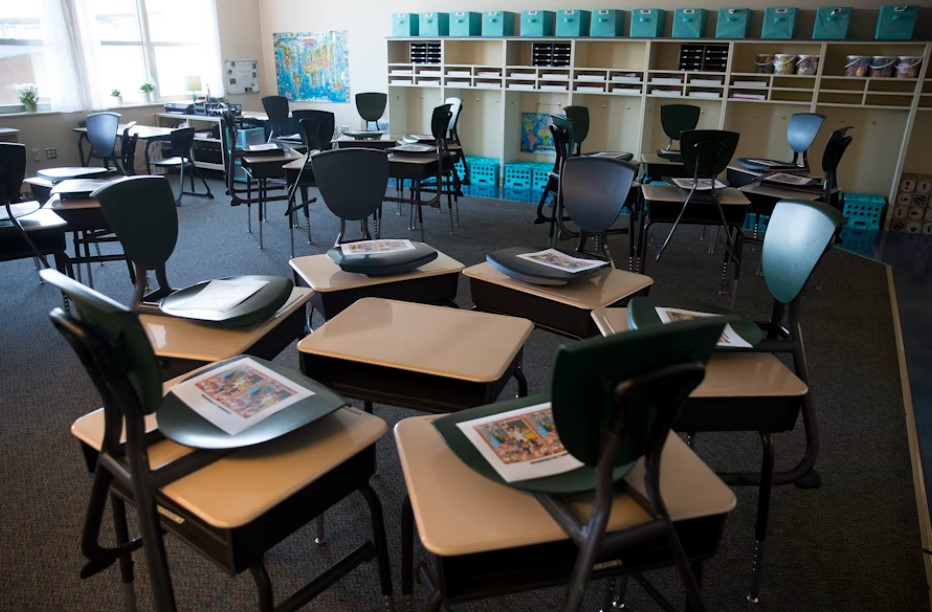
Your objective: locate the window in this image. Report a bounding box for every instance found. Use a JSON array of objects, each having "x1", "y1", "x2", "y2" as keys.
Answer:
[{"x1": 0, "y1": 4, "x2": 49, "y2": 108}]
